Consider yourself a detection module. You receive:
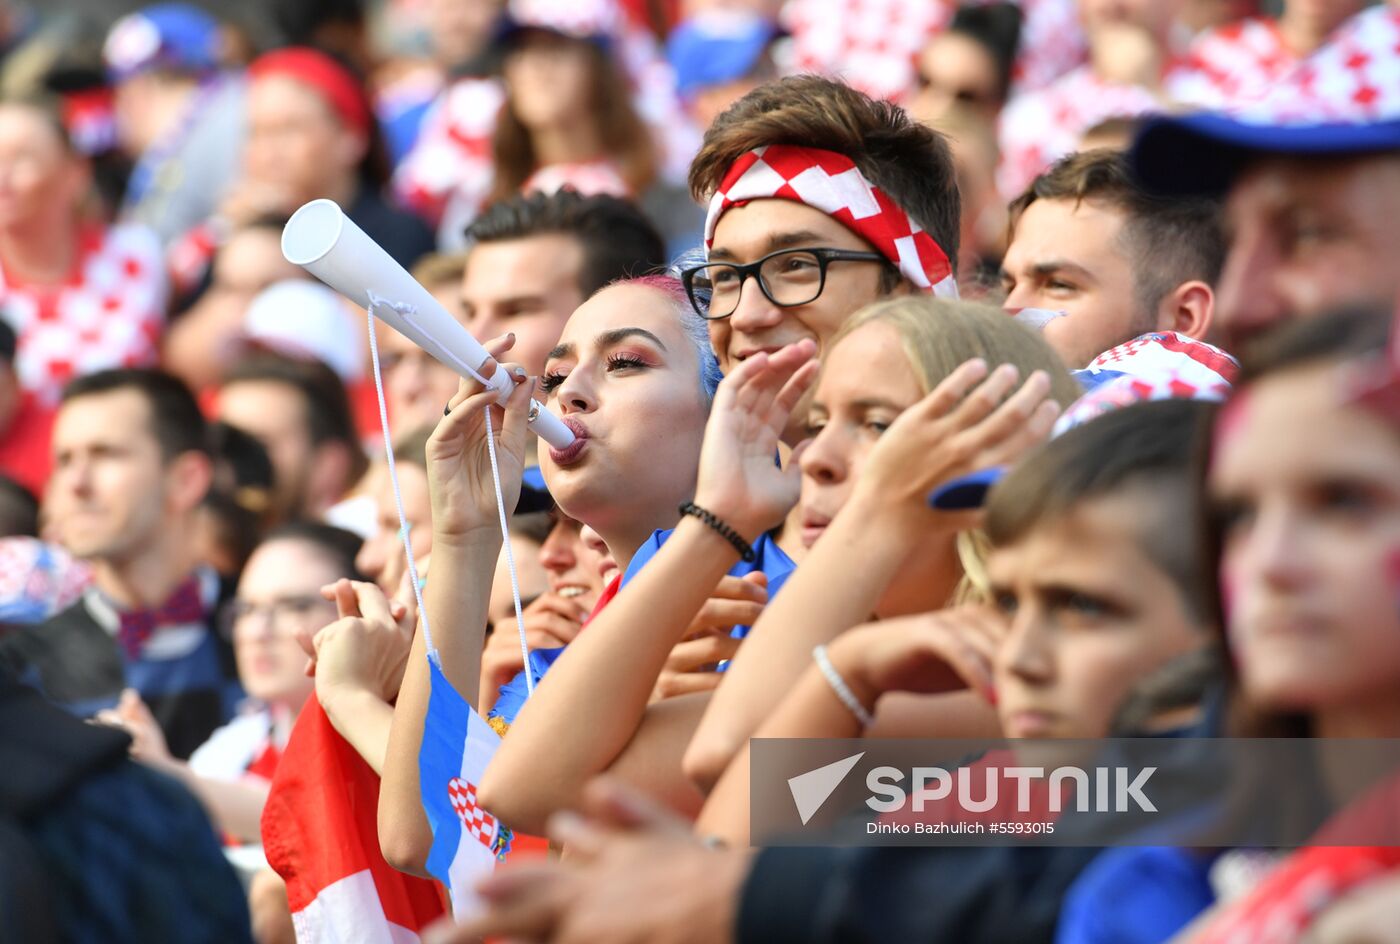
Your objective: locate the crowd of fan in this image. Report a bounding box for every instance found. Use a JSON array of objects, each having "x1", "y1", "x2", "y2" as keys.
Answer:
[{"x1": 1, "y1": 0, "x2": 1399, "y2": 941}]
